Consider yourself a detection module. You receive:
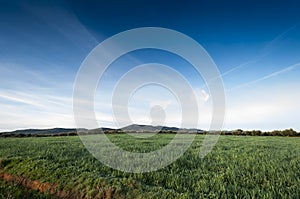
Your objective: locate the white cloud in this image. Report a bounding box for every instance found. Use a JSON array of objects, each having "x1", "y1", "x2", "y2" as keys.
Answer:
[
  {"x1": 224, "y1": 84, "x2": 300, "y2": 131},
  {"x1": 0, "y1": 89, "x2": 75, "y2": 131},
  {"x1": 228, "y1": 62, "x2": 300, "y2": 91}
]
